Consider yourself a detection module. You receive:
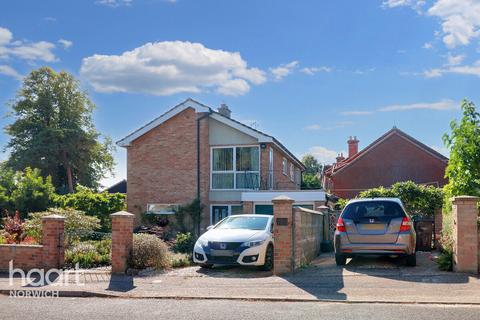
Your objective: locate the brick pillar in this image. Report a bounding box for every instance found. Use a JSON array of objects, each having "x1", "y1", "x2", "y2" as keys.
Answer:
[
  {"x1": 272, "y1": 195, "x2": 295, "y2": 275},
  {"x1": 111, "y1": 211, "x2": 134, "y2": 274},
  {"x1": 434, "y1": 208, "x2": 443, "y2": 249},
  {"x1": 243, "y1": 201, "x2": 254, "y2": 214},
  {"x1": 452, "y1": 196, "x2": 479, "y2": 273},
  {"x1": 42, "y1": 214, "x2": 65, "y2": 269}
]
